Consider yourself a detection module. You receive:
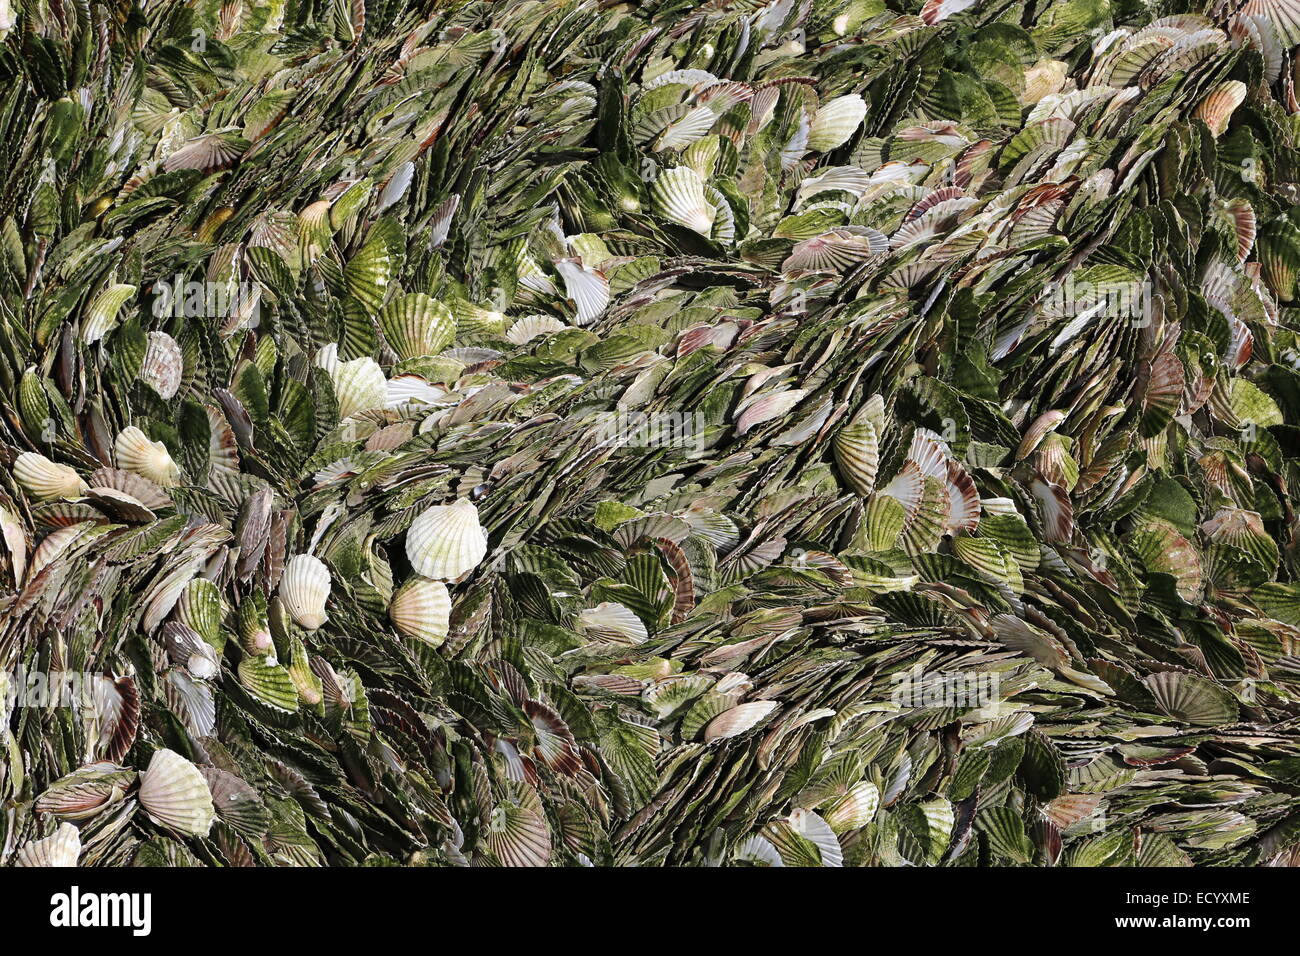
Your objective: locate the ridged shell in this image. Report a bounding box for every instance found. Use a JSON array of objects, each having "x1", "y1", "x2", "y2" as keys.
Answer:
[
  {"x1": 651, "y1": 165, "x2": 715, "y2": 235},
  {"x1": 141, "y1": 331, "x2": 184, "y2": 399},
  {"x1": 577, "y1": 602, "x2": 649, "y2": 645},
  {"x1": 1193, "y1": 80, "x2": 1246, "y2": 137},
  {"x1": 405, "y1": 497, "x2": 488, "y2": 580},
  {"x1": 807, "y1": 94, "x2": 867, "y2": 152},
  {"x1": 14, "y1": 822, "x2": 81, "y2": 866},
  {"x1": 554, "y1": 258, "x2": 611, "y2": 325},
  {"x1": 506, "y1": 314, "x2": 567, "y2": 345},
  {"x1": 88, "y1": 466, "x2": 172, "y2": 510},
  {"x1": 175, "y1": 578, "x2": 223, "y2": 648},
  {"x1": 378, "y1": 292, "x2": 456, "y2": 360},
  {"x1": 333, "y1": 356, "x2": 388, "y2": 419},
  {"x1": 833, "y1": 407, "x2": 880, "y2": 496},
  {"x1": 35, "y1": 764, "x2": 135, "y2": 821},
  {"x1": 13, "y1": 452, "x2": 86, "y2": 500},
  {"x1": 388, "y1": 575, "x2": 451, "y2": 646},
  {"x1": 138, "y1": 749, "x2": 215, "y2": 836},
  {"x1": 703, "y1": 700, "x2": 779, "y2": 741},
  {"x1": 114, "y1": 426, "x2": 180, "y2": 487},
  {"x1": 280, "y1": 554, "x2": 331, "y2": 630},
  {"x1": 82, "y1": 283, "x2": 137, "y2": 344},
  {"x1": 315, "y1": 345, "x2": 387, "y2": 418}
]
